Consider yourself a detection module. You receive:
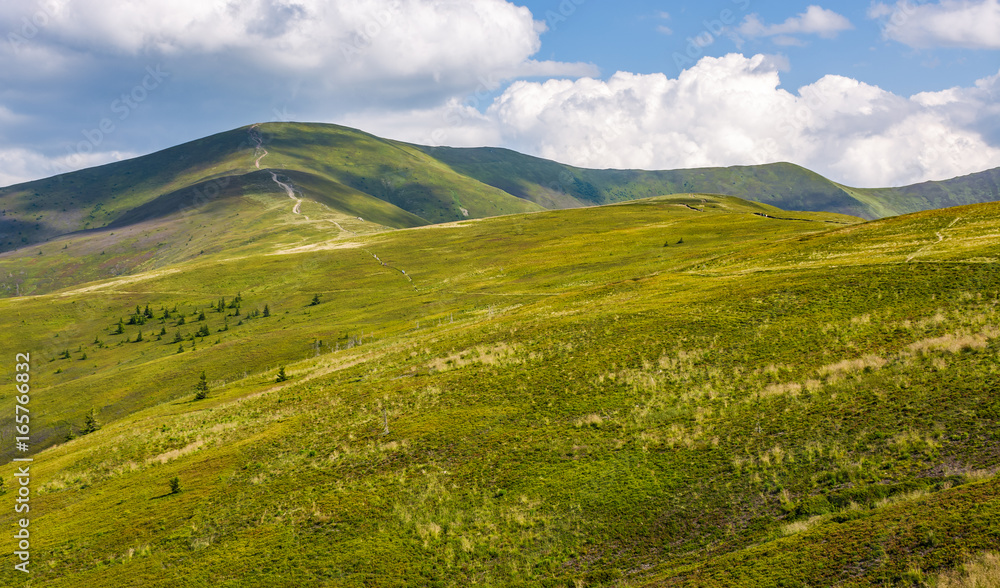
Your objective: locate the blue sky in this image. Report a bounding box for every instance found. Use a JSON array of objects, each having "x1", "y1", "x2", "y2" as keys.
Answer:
[
  {"x1": 522, "y1": 0, "x2": 997, "y2": 94},
  {"x1": 0, "y1": 0, "x2": 998, "y2": 188}
]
